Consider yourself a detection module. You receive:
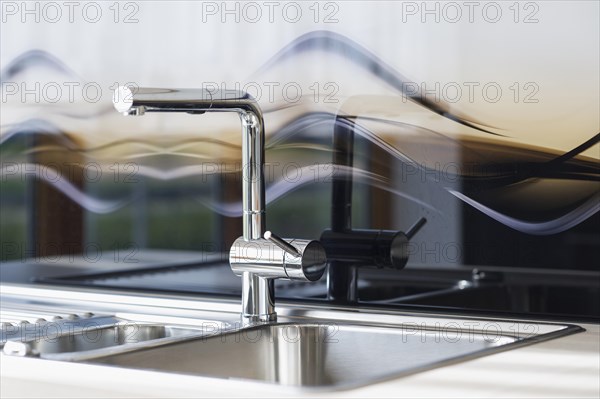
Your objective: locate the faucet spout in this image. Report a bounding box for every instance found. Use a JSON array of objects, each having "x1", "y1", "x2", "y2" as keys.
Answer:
[
  {"x1": 113, "y1": 86, "x2": 265, "y2": 240},
  {"x1": 114, "y1": 86, "x2": 325, "y2": 324}
]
